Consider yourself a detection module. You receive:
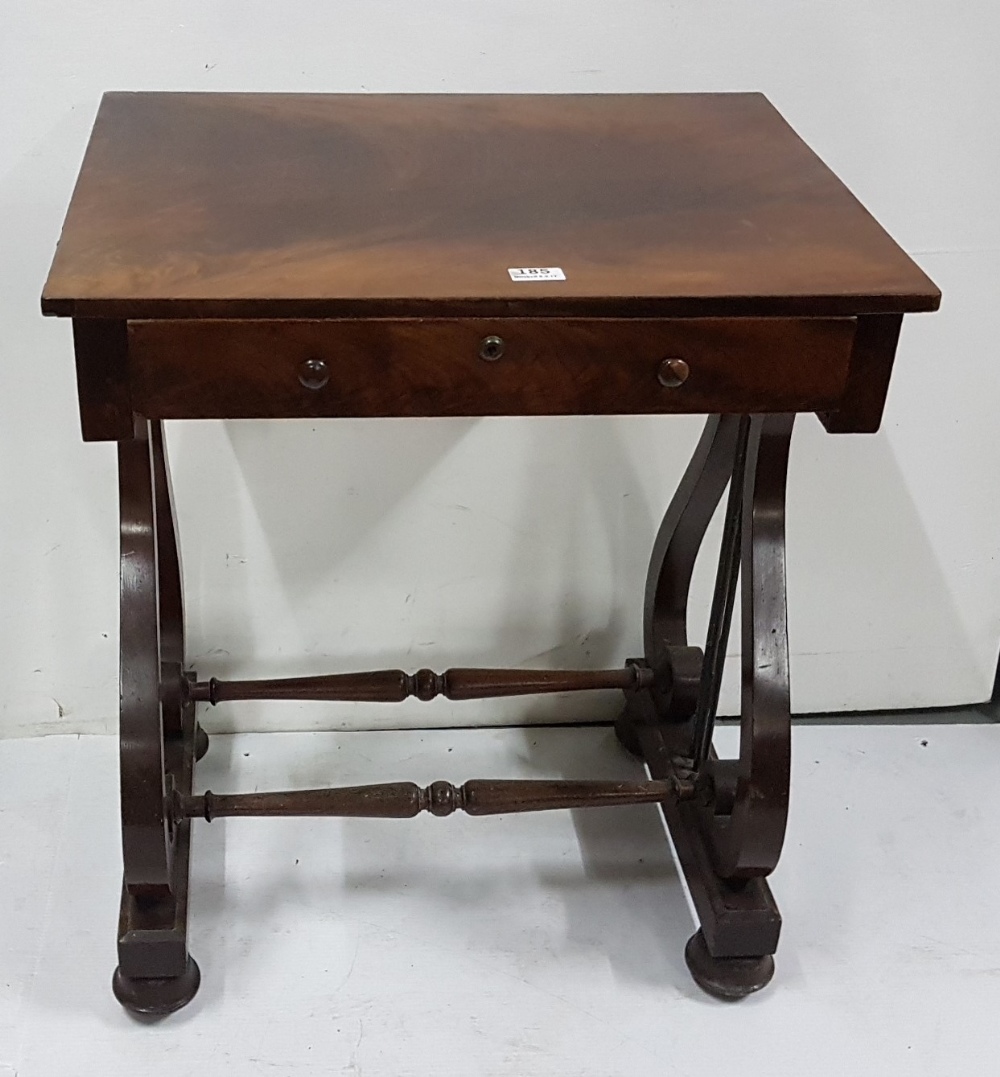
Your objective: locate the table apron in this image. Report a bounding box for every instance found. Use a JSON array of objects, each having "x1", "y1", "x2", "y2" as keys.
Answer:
[{"x1": 125, "y1": 317, "x2": 856, "y2": 420}]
